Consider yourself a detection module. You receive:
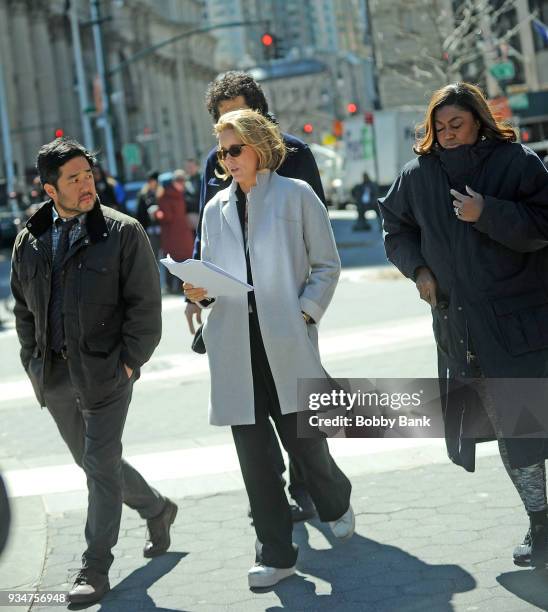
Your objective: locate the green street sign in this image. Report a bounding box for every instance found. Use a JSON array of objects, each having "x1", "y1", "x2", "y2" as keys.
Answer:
[
  {"x1": 362, "y1": 125, "x2": 373, "y2": 160},
  {"x1": 490, "y1": 61, "x2": 515, "y2": 81},
  {"x1": 508, "y1": 93, "x2": 529, "y2": 110},
  {"x1": 122, "y1": 143, "x2": 141, "y2": 167}
]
